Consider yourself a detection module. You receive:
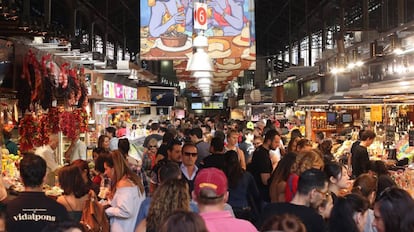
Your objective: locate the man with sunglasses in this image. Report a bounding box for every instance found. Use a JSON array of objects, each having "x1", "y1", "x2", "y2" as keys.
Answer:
[
  {"x1": 261, "y1": 168, "x2": 328, "y2": 232},
  {"x1": 180, "y1": 143, "x2": 199, "y2": 195}
]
